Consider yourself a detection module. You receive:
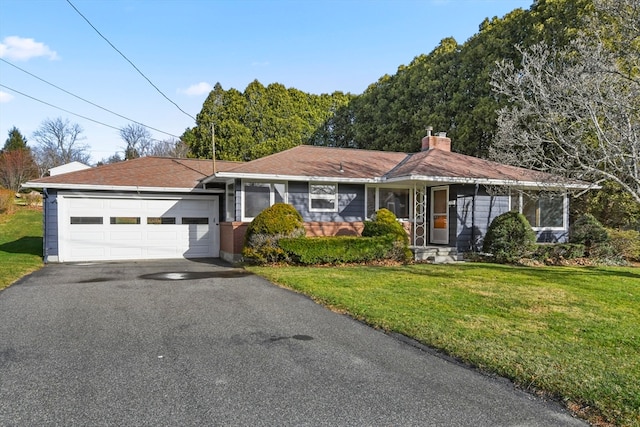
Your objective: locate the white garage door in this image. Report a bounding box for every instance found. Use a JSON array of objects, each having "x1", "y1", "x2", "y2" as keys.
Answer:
[{"x1": 59, "y1": 195, "x2": 219, "y2": 262}]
